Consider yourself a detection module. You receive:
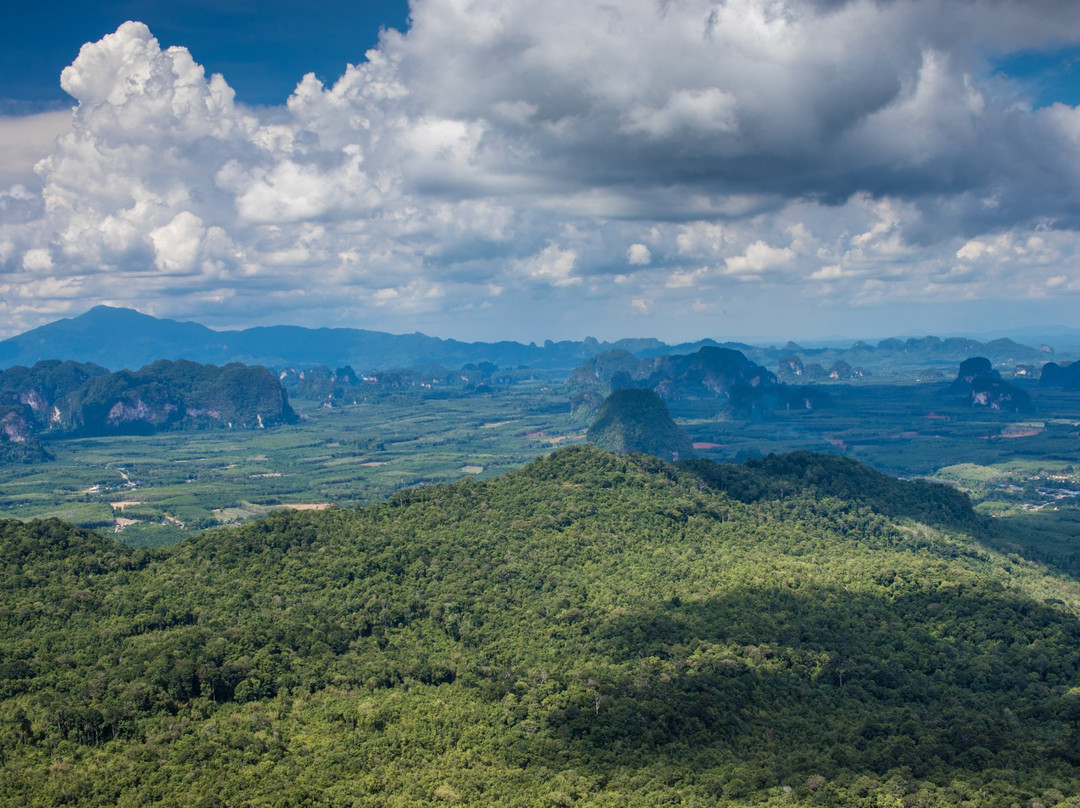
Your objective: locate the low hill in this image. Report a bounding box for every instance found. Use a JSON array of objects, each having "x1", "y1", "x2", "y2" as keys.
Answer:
[
  {"x1": 2, "y1": 447, "x2": 1080, "y2": 804},
  {"x1": 1041, "y1": 361, "x2": 1080, "y2": 391},
  {"x1": 586, "y1": 388, "x2": 695, "y2": 461}
]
